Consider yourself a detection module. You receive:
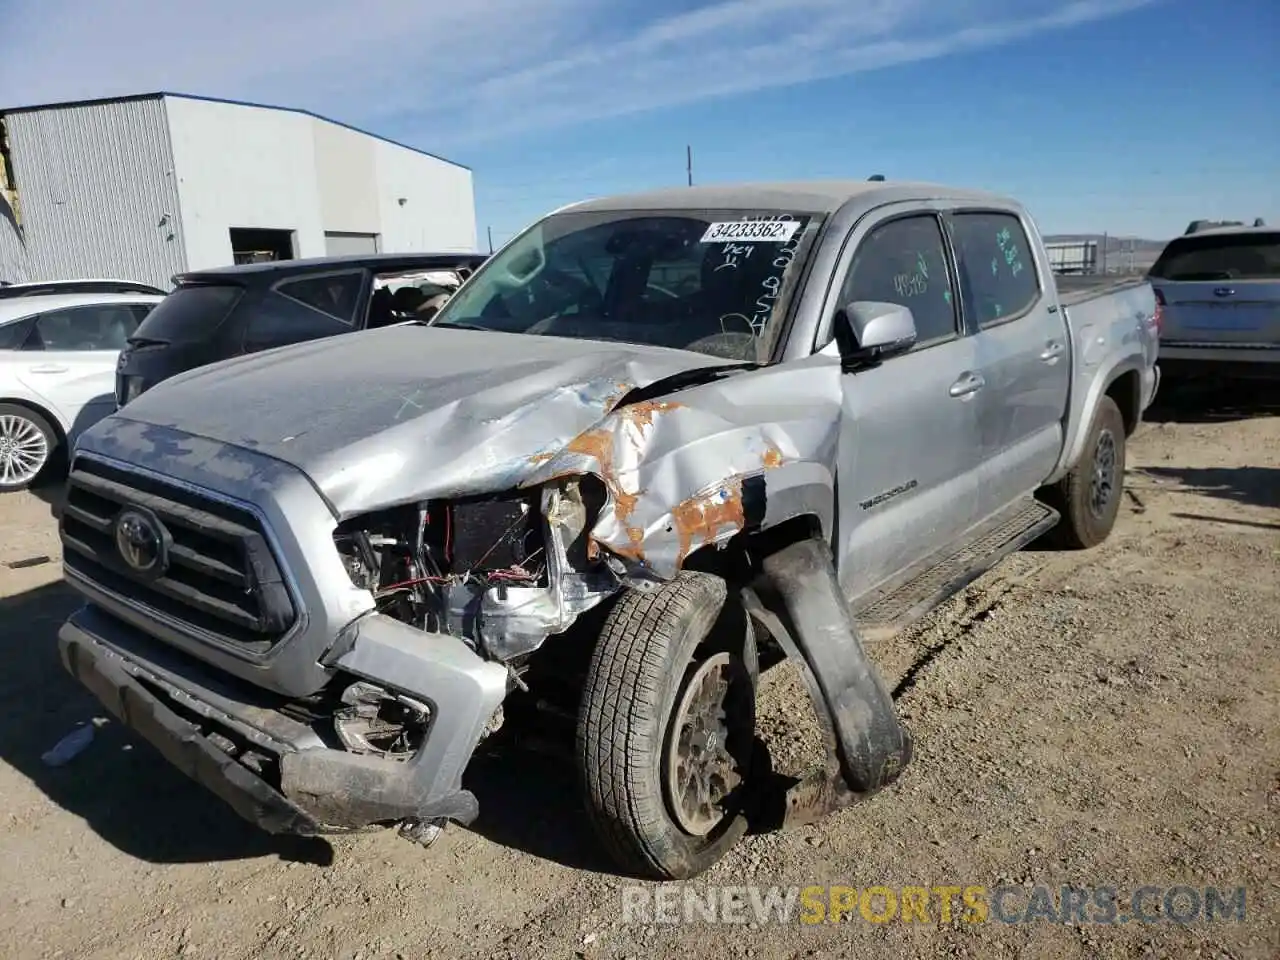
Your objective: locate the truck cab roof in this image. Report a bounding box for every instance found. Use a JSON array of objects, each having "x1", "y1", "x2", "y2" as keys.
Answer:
[{"x1": 559, "y1": 180, "x2": 1017, "y2": 216}]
